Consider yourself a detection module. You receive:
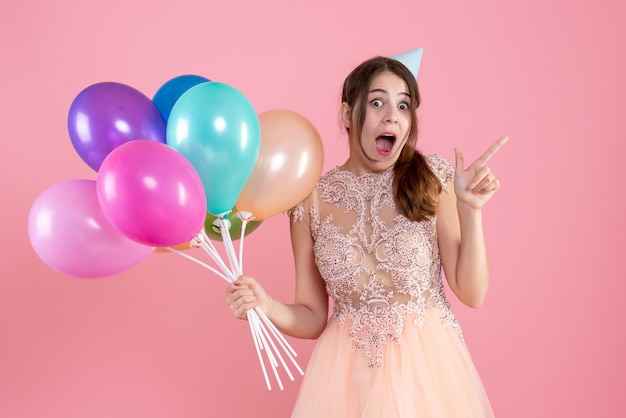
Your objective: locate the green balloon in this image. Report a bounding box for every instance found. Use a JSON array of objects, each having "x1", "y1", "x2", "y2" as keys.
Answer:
[{"x1": 204, "y1": 209, "x2": 262, "y2": 241}]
